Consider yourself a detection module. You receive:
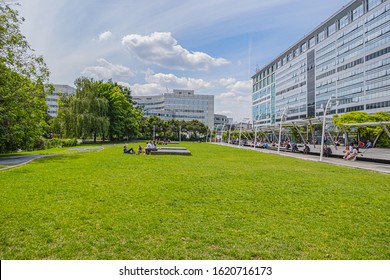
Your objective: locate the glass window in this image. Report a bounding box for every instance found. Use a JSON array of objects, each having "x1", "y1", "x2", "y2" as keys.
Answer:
[
  {"x1": 368, "y1": 0, "x2": 382, "y2": 11},
  {"x1": 301, "y1": 42, "x2": 307, "y2": 52},
  {"x1": 309, "y1": 37, "x2": 316, "y2": 48},
  {"x1": 318, "y1": 30, "x2": 326, "y2": 42},
  {"x1": 294, "y1": 47, "x2": 300, "y2": 57},
  {"x1": 339, "y1": 14, "x2": 349, "y2": 29},
  {"x1": 328, "y1": 23, "x2": 337, "y2": 36},
  {"x1": 352, "y1": 4, "x2": 364, "y2": 20}
]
